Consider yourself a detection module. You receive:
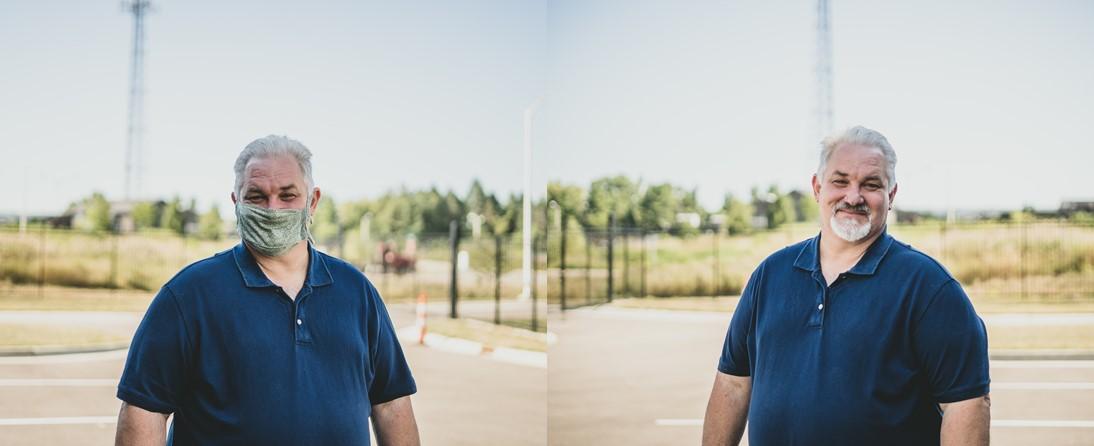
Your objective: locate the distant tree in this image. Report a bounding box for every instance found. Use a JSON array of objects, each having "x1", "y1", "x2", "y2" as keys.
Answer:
[
  {"x1": 637, "y1": 183, "x2": 676, "y2": 231},
  {"x1": 311, "y1": 195, "x2": 341, "y2": 245},
  {"x1": 547, "y1": 182, "x2": 586, "y2": 221},
  {"x1": 766, "y1": 185, "x2": 795, "y2": 229},
  {"x1": 495, "y1": 193, "x2": 523, "y2": 236},
  {"x1": 131, "y1": 201, "x2": 158, "y2": 230},
  {"x1": 84, "y1": 192, "x2": 113, "y2": 232},
  {"x1": 585, "y1": 175, "x2": 638, "y2": 228},
  {"x1": 720, "y1": 193, "x2": 754, "y2": 235},
  {"x1": 161, "y1": 196, "x2": 186, "y2": 235},
  {"x1": 797, "y1": 190, "x2": 819, "y2": 222},
  {"x1": 197, "y1": 204, "x2": 224, "y2": 240}
]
